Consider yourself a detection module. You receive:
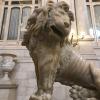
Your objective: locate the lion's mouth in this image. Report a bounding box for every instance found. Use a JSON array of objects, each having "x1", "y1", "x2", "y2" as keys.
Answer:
[{"x1": 50, "y1": 25, "x2": 64, "y2": 38}]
